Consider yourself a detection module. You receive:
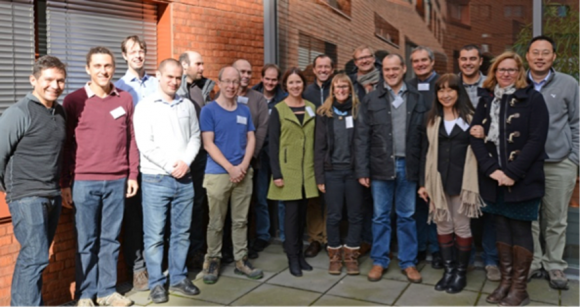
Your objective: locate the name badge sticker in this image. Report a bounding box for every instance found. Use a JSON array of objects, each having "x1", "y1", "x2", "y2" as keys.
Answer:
[
  {"x1": 457, "y1": 118, "x2": 470, "y2": 131},
  {"x1": 237, "y1": 115, "x2": 248, "y2": 125},
  {"x1": 268, "y1": 109, "x2": 272, "y2": 115},
  {"x1": 110, "y1": 106, "x2": 126, "y2": 119},
  {"x1": 305, "y1": 106, "x2": 315, "y2": 117},
  {"x1": 418, "y1": 83, "x2": 430, "y2": 91},
  {"x1": 345, "y1": 116, "x2": 354, "y2": 129},
  {"x1": 237, "y1": 96, "x2": 249, "y2": 104}
]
